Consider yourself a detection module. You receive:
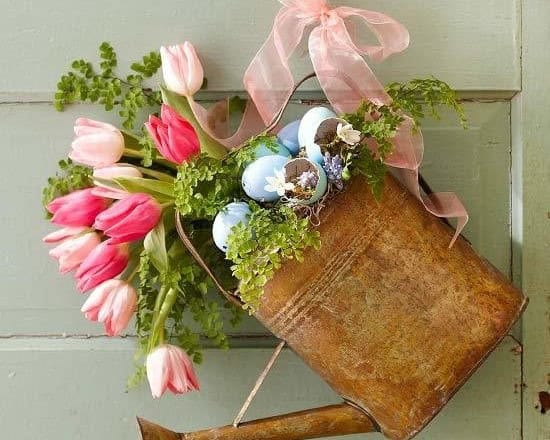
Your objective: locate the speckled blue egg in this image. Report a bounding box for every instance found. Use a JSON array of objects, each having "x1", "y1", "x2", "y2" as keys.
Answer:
[
  {"x1": 298, "y1": 107, "x2": 337, "y2": 163},
  {"x1": 212, "y1": 202, "x2": 251, "y2": 252},
  {"x1": 251, "y1": 141, "x2": 291, "y2": 160},
  {"x1": 277, "y1": 120, "x2": 301, "y2": 155},
  {"x1": 241, "y1": 155, "x2": 290, "y2": 202}
]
